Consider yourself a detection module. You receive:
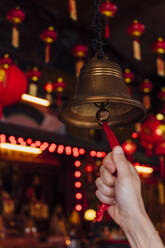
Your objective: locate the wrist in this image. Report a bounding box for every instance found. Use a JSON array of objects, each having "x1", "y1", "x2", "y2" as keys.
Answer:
[{"x1": 122, "y1": 210, "x2": 163, "y2": 248}]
